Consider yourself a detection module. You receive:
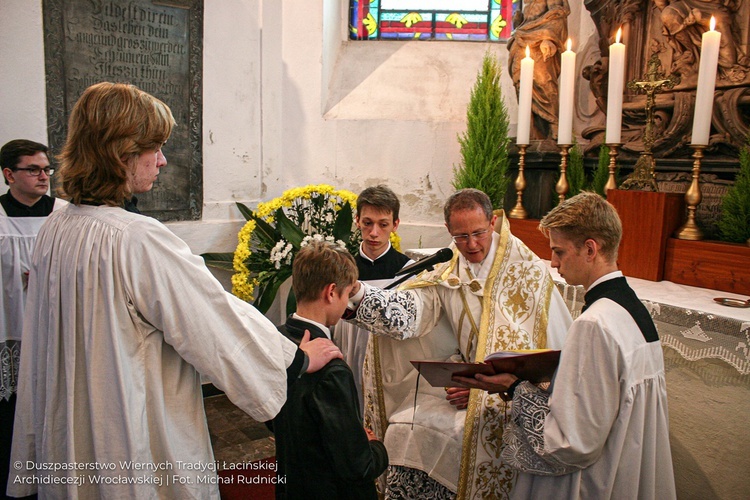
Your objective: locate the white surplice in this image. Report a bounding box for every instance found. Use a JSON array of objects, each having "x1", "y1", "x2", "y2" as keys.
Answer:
[
  {"x1": 0, "y1": 199, "x2": 66, "y2": 400},
  {"x1": 505, "y1": 282, "x2": 676, "y2": 500},
  {"x1": 8, "y1": 204, "x2": 298, "y2": 499}
]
